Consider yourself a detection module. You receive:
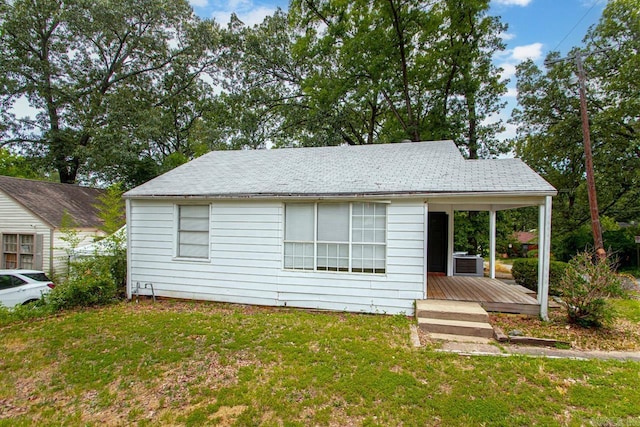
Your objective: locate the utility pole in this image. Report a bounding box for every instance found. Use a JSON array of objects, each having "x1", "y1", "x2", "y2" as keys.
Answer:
[{"x1": 546, "y1": 50, "x2": 606, "y2": 259}]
